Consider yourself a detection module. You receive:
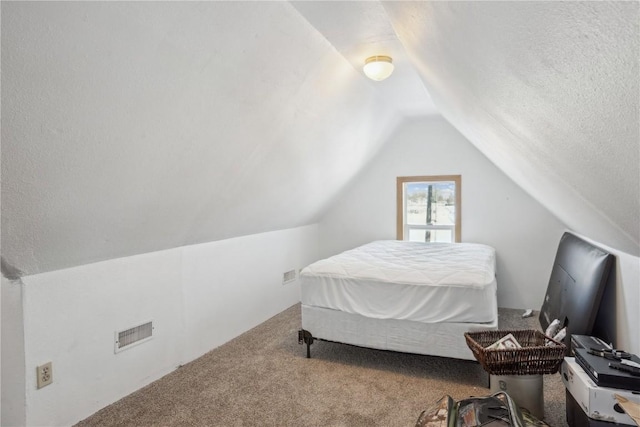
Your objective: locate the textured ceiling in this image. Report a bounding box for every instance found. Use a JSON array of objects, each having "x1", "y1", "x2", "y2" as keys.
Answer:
[
  {"x1": 2, "y1": 1, "x2": 638, "y2": 276},
  {"x1": 290, "y1": 1, "x2": 434, "y2": 118},
  {"x1": 1, "y1": 2, "x2": 418, "y2": 275},
  {"x1": 383, "y1": 1, "x2": 639, "y2": 255}
]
